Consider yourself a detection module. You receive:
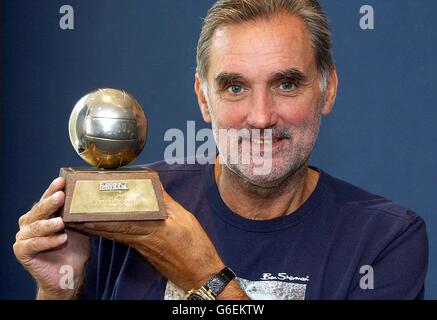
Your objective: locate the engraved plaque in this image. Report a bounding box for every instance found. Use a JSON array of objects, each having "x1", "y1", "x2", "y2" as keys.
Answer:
[
  {"x1": 70, "y1": 179, "x2": 159, "y2": 214},
  {"x1": 60, "y1": 168, "x2": 167, "y2": 222}
]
